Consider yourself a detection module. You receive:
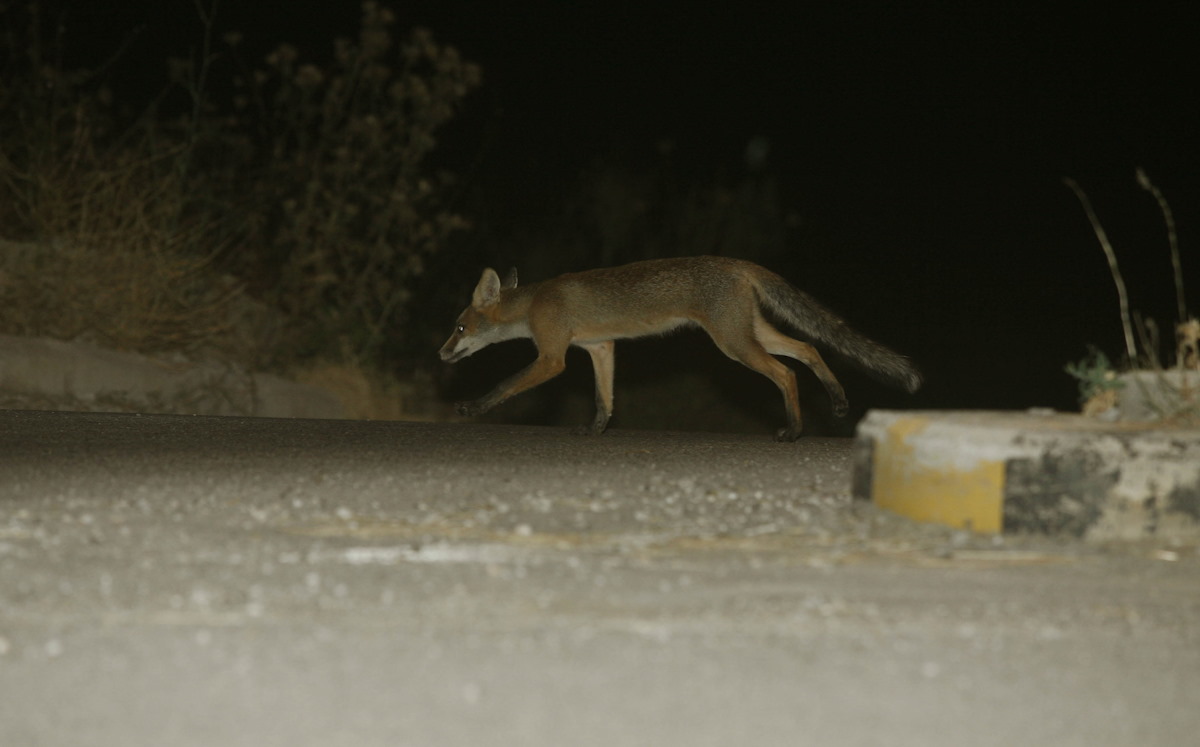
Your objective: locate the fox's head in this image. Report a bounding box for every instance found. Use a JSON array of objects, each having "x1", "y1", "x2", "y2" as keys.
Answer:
[{"x1": 439, "y1": 267, "x2": 520, "y2": 363}]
